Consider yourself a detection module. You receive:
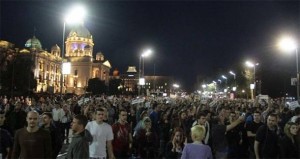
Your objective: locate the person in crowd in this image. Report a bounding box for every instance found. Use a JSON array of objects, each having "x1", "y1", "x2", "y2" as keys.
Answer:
[
  {"x1": 178, "y1": 110, "x2": 189, "y2": 136},
  {"x1": 192, "y1": 111, "x2": 210, "y2": 145},
  {"x1": 133, "y1": 110, "x2": 148, "y2": 137},
  {"x1": 61, "y1": 105, "x2": 72, "y2": 144},
  {"x1": 149, "y1": 102, "x2": 161, "y2": 134},
  {"x1": 135, "y1": 117, "x2": 158, "y2": 158},
  {"x1": 12, "y1": 111, "x2": 52, "y2": 158},
  {"x1": 0, "y1": 111, "x2": 13, "y2": 135},
  {"x1": 5, "y1": 102, "x2": 27, "y2": 135},
  {"x1": 41, "y1": 112, "x2": 63, "y2": 159},
  {"x1": 67, "y1": 114, "x2": 93, "y2": 159},
  {"x1": 254, "y1": 113, "x2": 280, "y2": 159},
  {"x1": 211, "y1": 111, "x2": 245, "y2": 159},
  {"x1": 158, "y1": 111, "x2": 171, "y2": 158},
  {"x1": 85, "y1": 108, "x2": 115, "y2": 159},
  {"x1": 165, "y1": 127, "x2": 185, "y2": 159},
  {"x1": 290, "y1": 107, "x2": 300, "y2": 123},
  {"x1": 279, "y1": 122, "x2": 299, "y2": 158},
  {"x1": 52, "y1": 103, "x2": 63, "y2": 128},
  {"x1": 0, "y1": 127, "x2": 13, "y2": 159},
  {"x1": 226, "y1": 111, "x2": 244, "y2": 158},
  {"x1": 181, "y1": 125, "x2": 213, "y2": 159},
  {"x1": 112, "y1": 109, "x2": 132, "y2": 159},
  {"x1": 246, "y1": 111, "x2": 264, "y2": 158}
]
